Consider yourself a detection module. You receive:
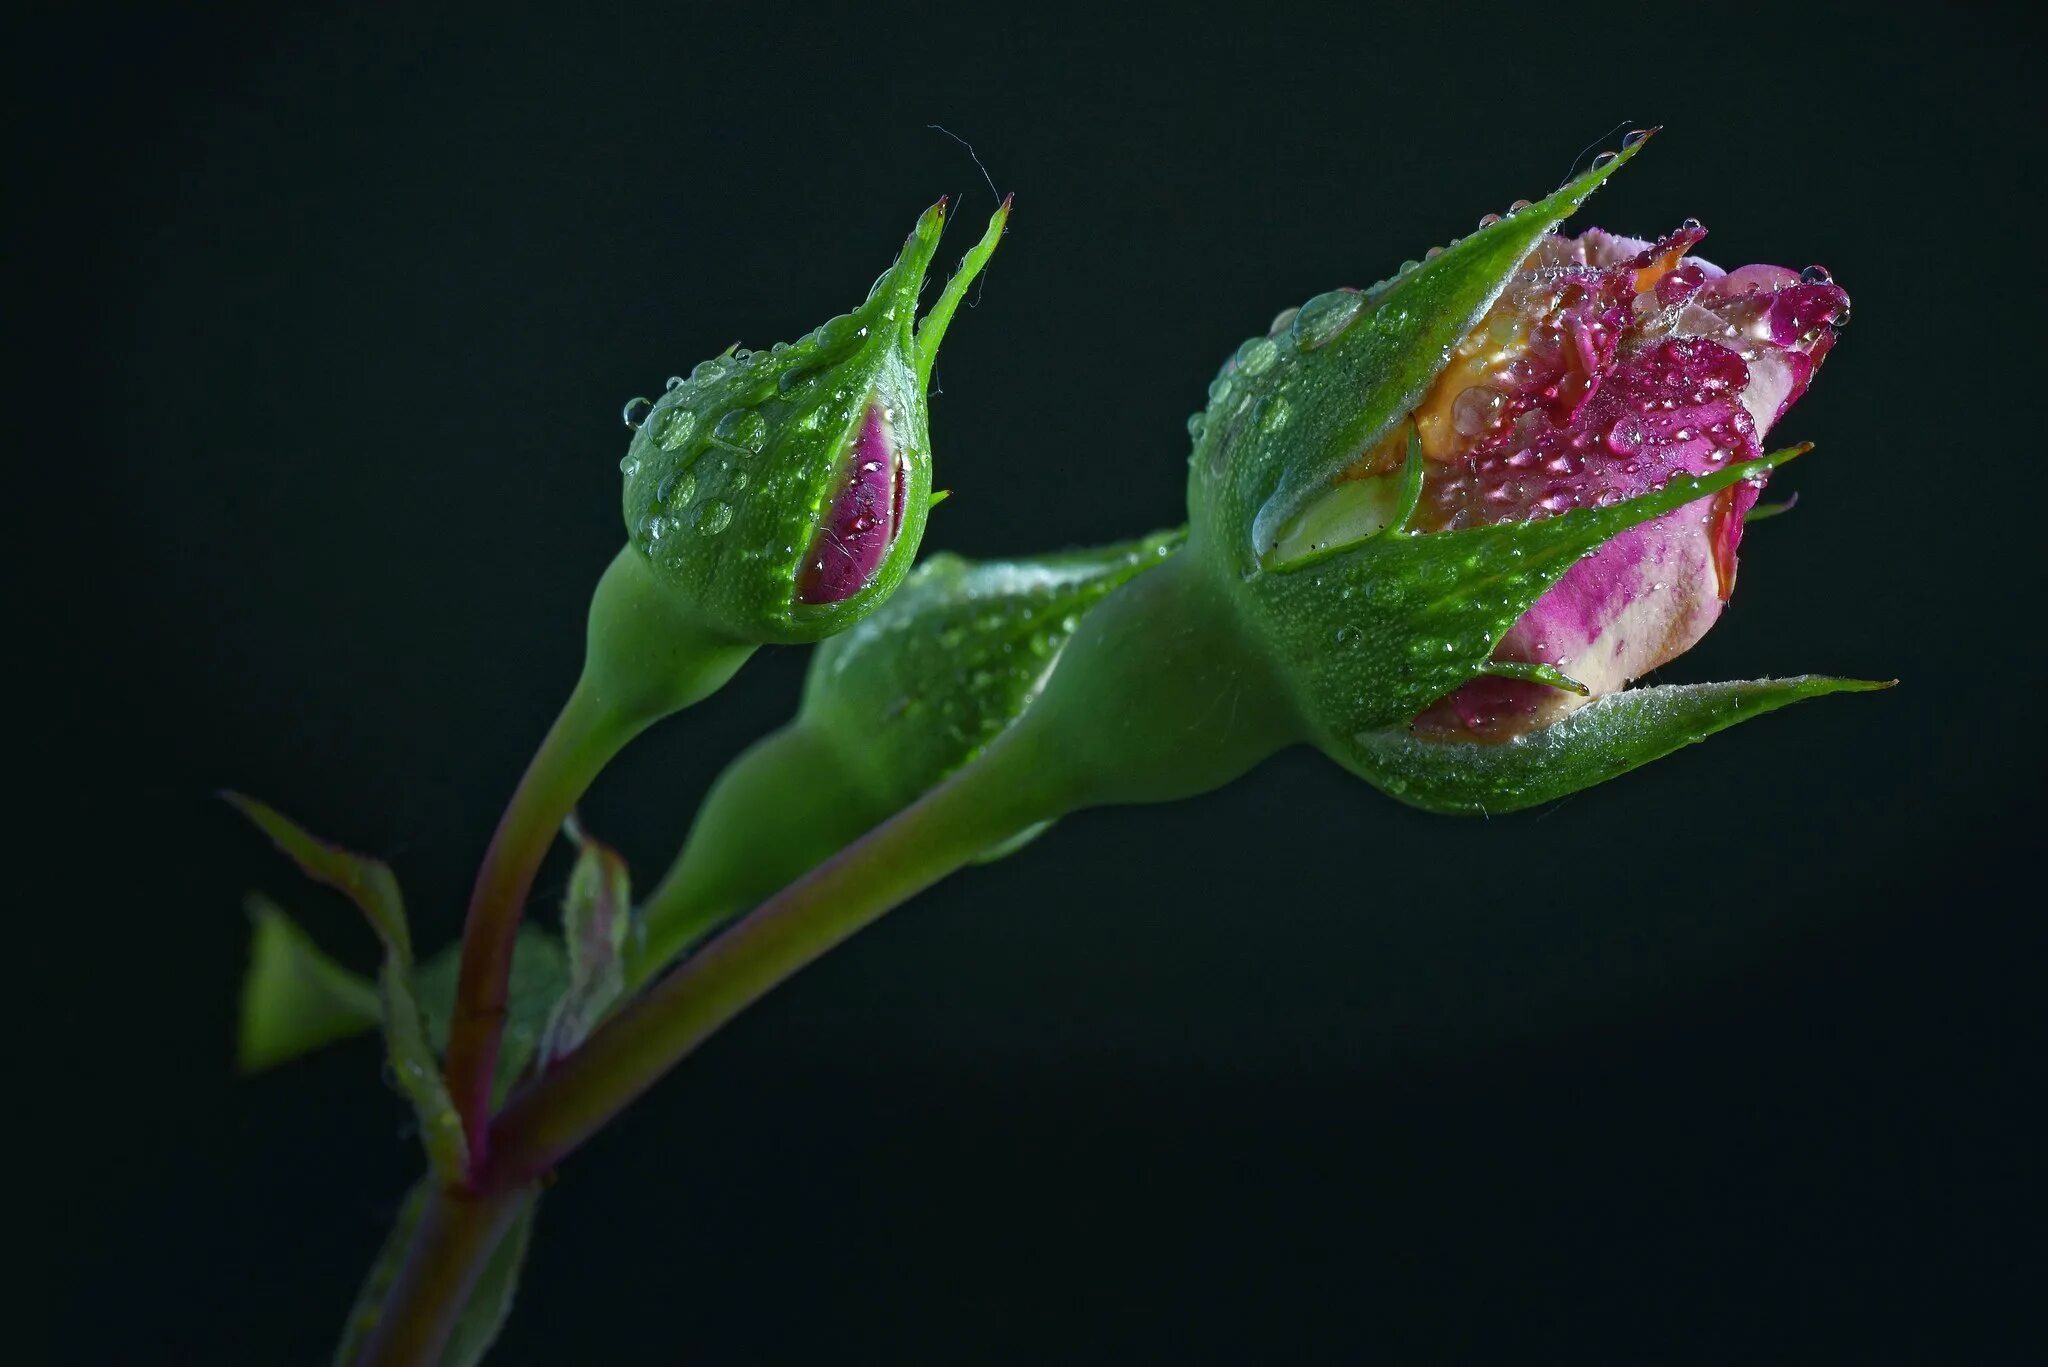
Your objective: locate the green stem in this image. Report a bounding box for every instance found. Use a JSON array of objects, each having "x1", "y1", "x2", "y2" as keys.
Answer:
[
  {"x1": 484, "y1": 726, "x2": 1069, "y2": 1186},
  {"x1": 487, "y1": 548, "x2": 1299, "y2": 1185},
  {"x1": 445, "y1": 545, "x2": 754, "y2": 1162},
  {"x1": 622, "y1": 723, "x2": 869, "y2": 994},
  {"x1": 443, "y1": 680, "x2": 638, "y2": 1160},
  {"x1": 351, "y1": 1184, "x2": 528, "y2": 1366}
]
